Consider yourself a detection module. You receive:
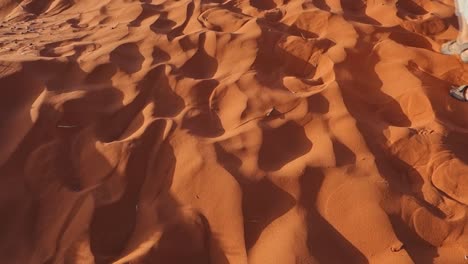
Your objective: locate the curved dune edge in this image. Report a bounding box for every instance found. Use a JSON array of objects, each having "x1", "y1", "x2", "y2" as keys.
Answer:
[{"x1": 0, "y1": 0, "x2": 468, "y2": 263}]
